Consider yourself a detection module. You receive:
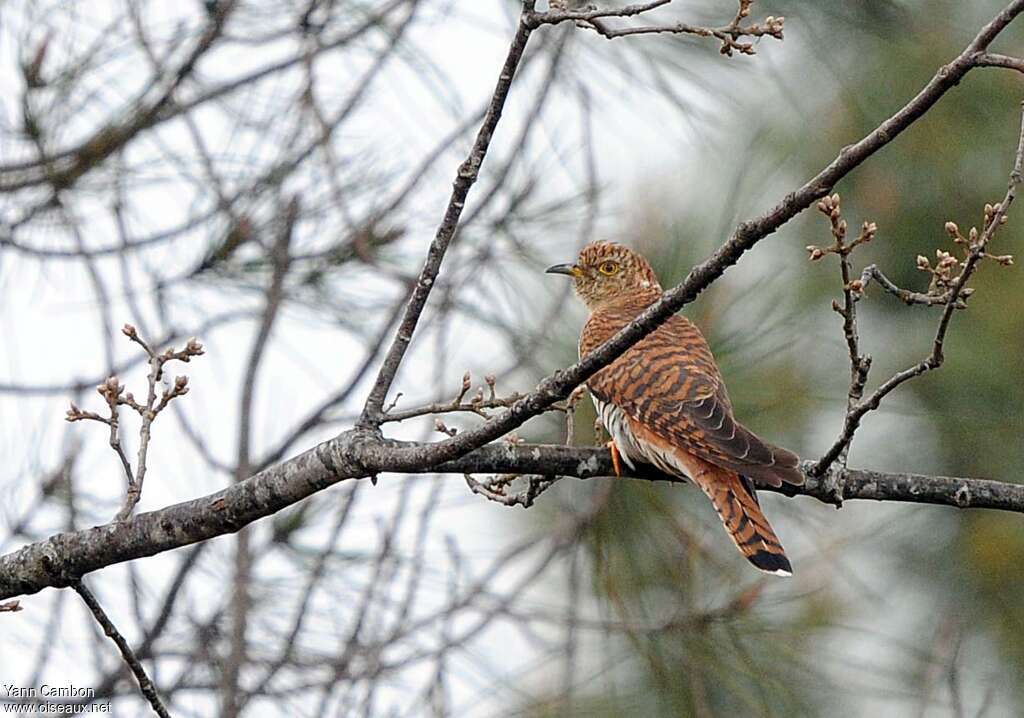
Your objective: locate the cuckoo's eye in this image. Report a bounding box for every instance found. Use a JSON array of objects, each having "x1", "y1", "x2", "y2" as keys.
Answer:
[{"x1": 598, "y1": 260, "x2": 620, "y2": 276}]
